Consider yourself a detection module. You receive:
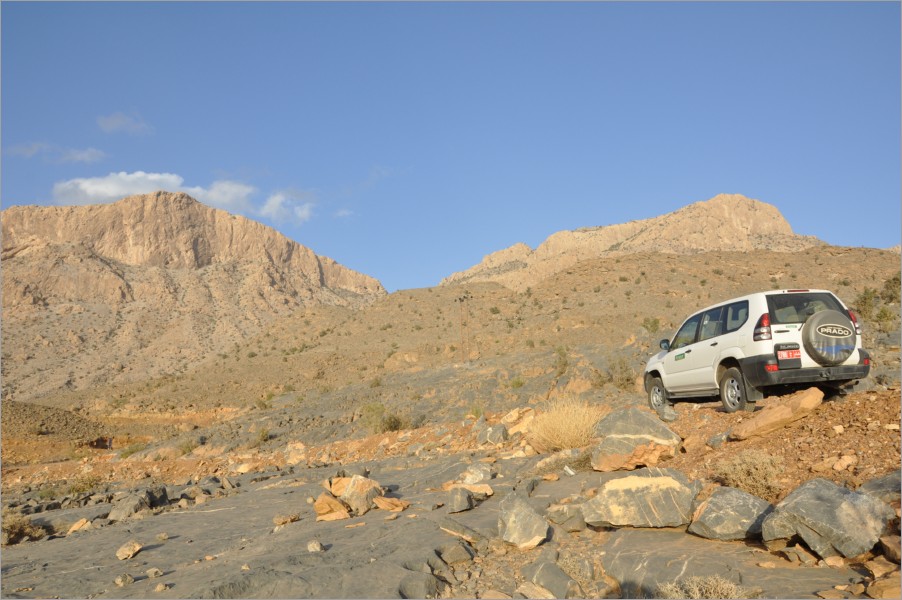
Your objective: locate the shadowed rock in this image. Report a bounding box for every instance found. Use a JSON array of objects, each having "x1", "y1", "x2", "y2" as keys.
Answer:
[
  {"x1": 339, "y1": 475, "x2": 383, "y2": 516},
  {"x1": 688, "y1": 486, "x2": 773, "y2": 541},
  {"x1": 582, "y1": 467, "x2": 699, "y2": 528},
  {"x1": 448, "y1": 487, "x2": 475, "y2": 513},
  {"x1": 521, "y1": 559, "x2": 583, "y2": 599},
  {"x1": 859, "y1": 469, "x2": 901, "y2": 505},
  {"x1": 762, "y1": 478, "x2": 896, "y2": 558}
]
